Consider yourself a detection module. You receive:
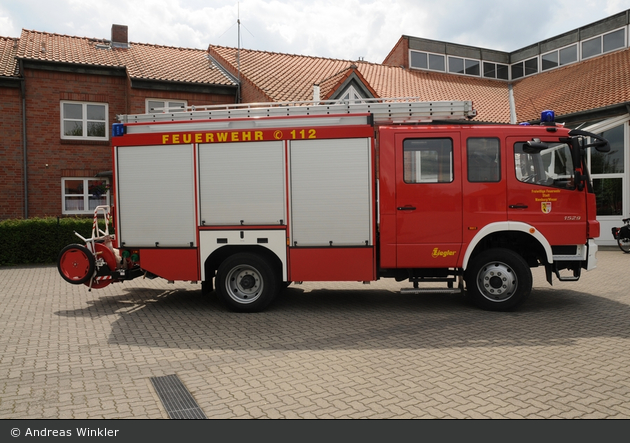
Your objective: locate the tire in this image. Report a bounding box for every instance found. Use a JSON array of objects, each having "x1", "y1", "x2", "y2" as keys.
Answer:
[
  {"x1": 216, "y1": 253, "x2": 279, "y2": 312},
  {"x1": 57, "y1": 244, "x2": 95, "y2": 285},
  {"x1": 618, "y1": 235, "x2": 630, "y2": 253},
  {"x1": 464, "y1": 248, "x2": 532, "y2": 311}
]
